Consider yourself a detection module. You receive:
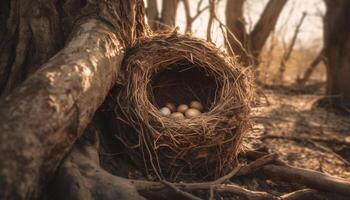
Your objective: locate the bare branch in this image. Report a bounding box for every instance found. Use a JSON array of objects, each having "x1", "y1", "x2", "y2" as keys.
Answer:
[
  {"x1": 206, "y1": 0, "x2": 216, "y2": 42},
  {"x1": 297, "y1": 48, "x2": 325, "y2": 85},
  {"x1": 161, "y1": 180, "x2": 203, "y2": 200},
  {"x1": 276, "y1": 12, "x2": 307, "y2": 82}
]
